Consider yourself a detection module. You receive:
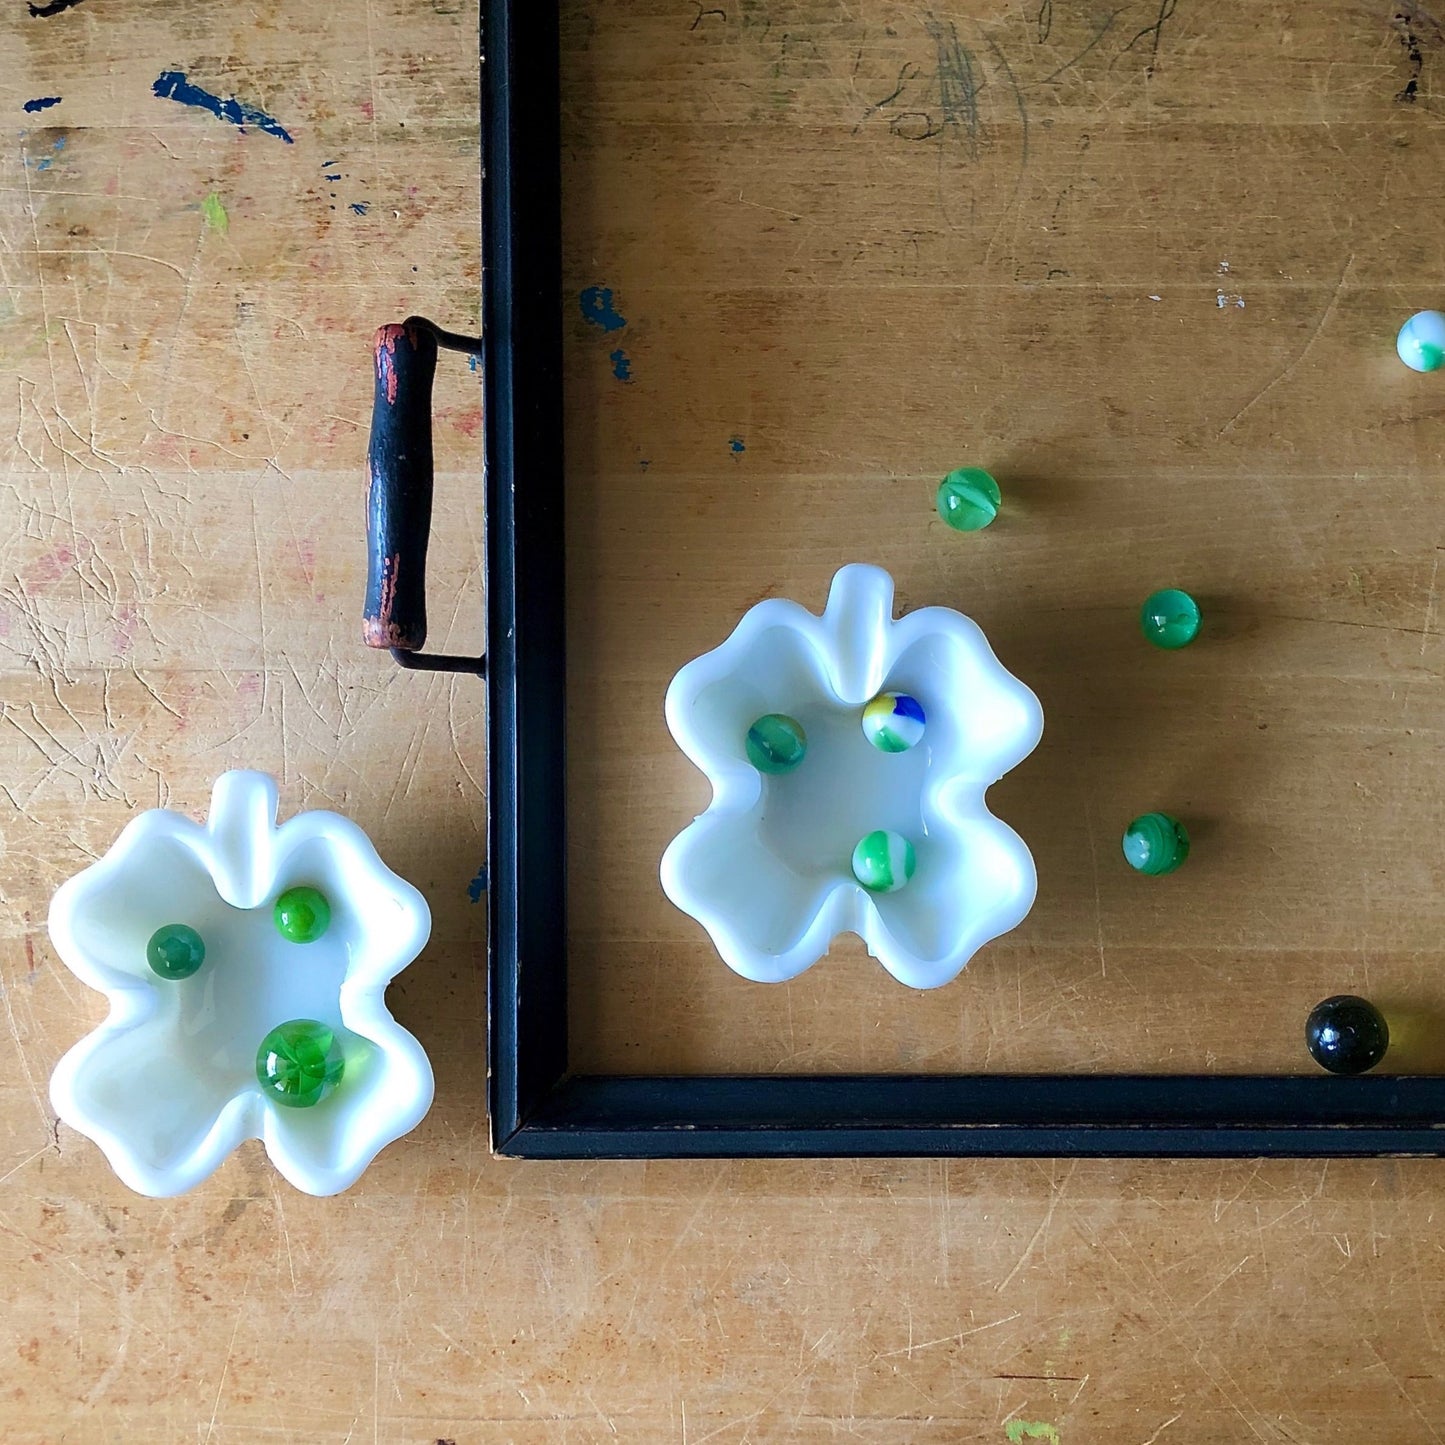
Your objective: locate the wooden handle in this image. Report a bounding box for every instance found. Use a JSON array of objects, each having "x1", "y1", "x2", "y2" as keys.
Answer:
[{"x1": 364, "y1": 318, "x2": 439, "y2": 651}]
